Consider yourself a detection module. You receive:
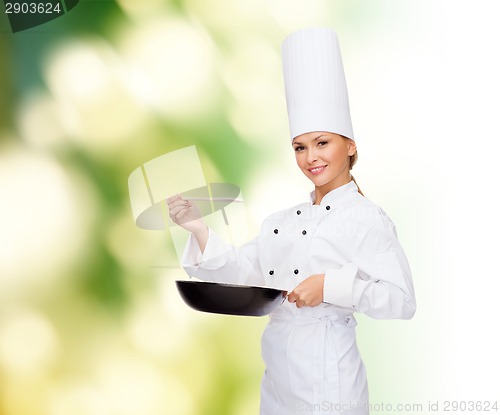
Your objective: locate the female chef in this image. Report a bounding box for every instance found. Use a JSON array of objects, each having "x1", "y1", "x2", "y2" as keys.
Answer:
[{"x1": 168, "y1": 27, "x2": 416, "y2": 415}]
